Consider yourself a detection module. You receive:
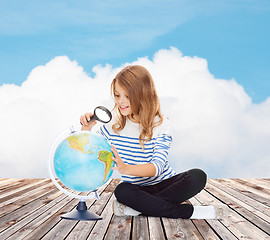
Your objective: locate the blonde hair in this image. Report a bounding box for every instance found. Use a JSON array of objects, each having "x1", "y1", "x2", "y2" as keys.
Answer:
[{"x1": 111, "y1": 65, "x2": 163, "y2": 147}]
